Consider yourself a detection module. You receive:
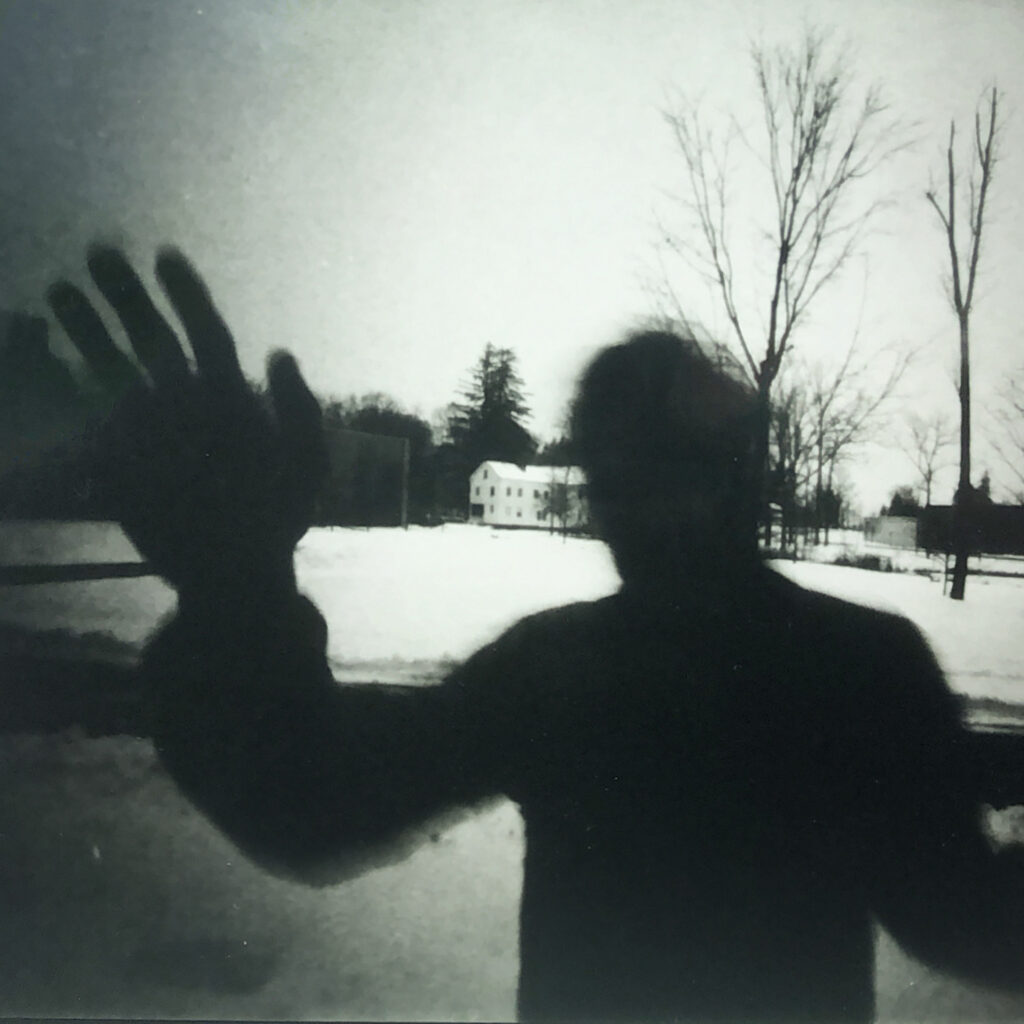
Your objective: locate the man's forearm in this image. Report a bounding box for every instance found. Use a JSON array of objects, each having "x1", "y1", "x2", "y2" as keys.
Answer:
[
  {"x1": 146, "y1": 581, "x2": 509, "y2": 884},
  {"x1": 147, "y1": 587, "x2": 356, "y2": 875}
]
